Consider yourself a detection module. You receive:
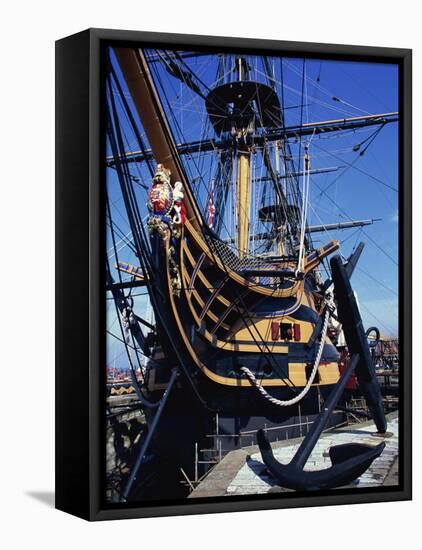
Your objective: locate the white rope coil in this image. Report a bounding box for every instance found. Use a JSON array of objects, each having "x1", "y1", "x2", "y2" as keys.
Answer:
[{"x1": 240, "y1": 308, "x2": 330, "y2": 407}]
